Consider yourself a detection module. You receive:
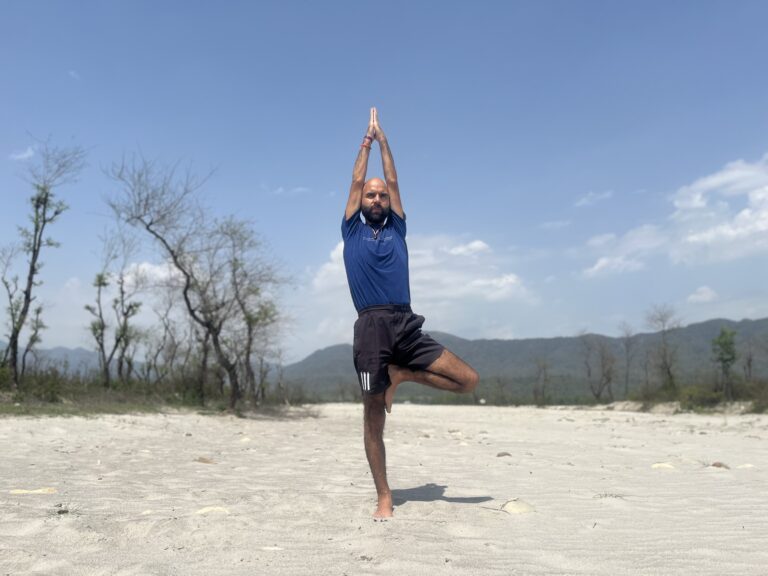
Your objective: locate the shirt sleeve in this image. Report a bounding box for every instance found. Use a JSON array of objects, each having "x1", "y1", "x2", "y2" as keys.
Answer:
[
  {"x1": 390, "y1": 210, "x2": 407, "y2": 237},
  {"x1": 342, "y1": 210, "x2": 361, "y2": 240}
]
